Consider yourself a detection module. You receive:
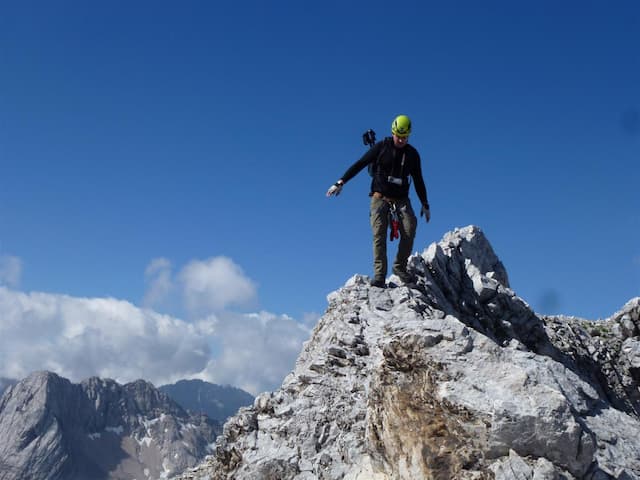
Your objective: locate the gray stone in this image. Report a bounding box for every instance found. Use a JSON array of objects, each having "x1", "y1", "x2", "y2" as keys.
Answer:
[
  {"x1": 0, "y1": 372, "x2": 219, "y2": 480},
  {"x1": 174, "y1": 226, "x2": 640, "y2": 480},
  {"x1": 622, "y1": 338, "x2": 640, "y2": 369},
  {"x1": 490, "y1": 450, "x2": 533, "y2": 479}
]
